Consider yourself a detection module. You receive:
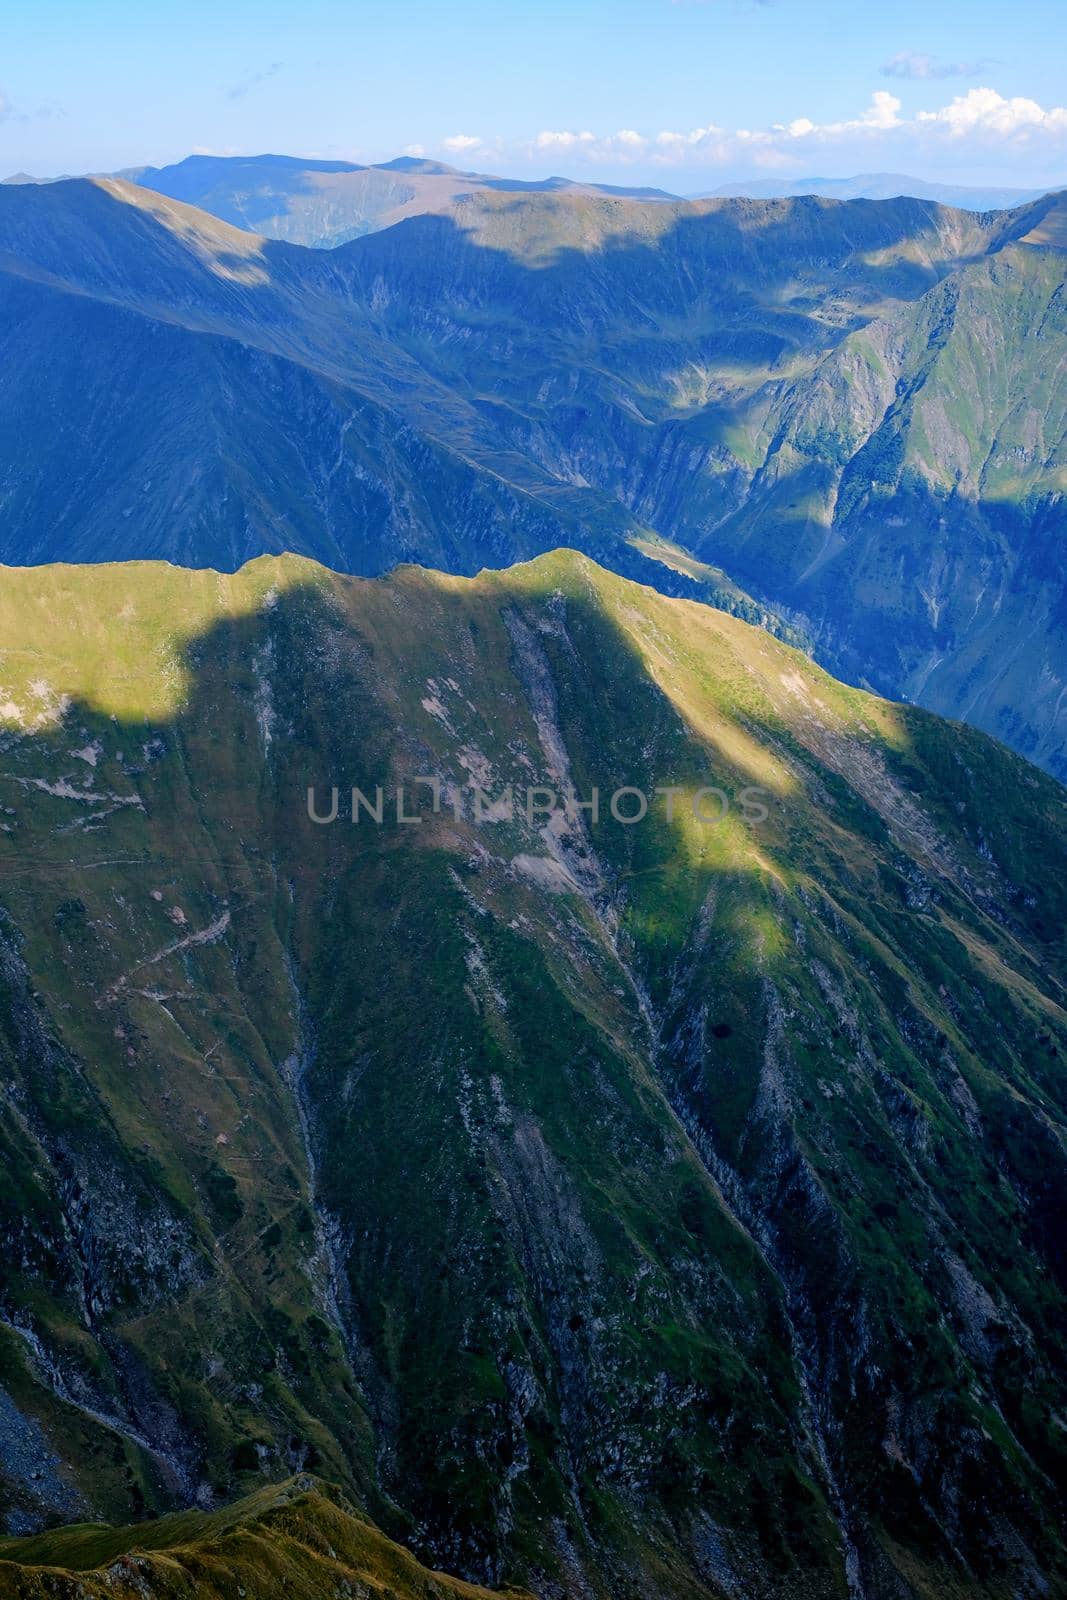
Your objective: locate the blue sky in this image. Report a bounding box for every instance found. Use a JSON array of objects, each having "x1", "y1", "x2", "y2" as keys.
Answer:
[{"x1": 3, "y1": 0, "x2": 1066, "y2": 189}]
